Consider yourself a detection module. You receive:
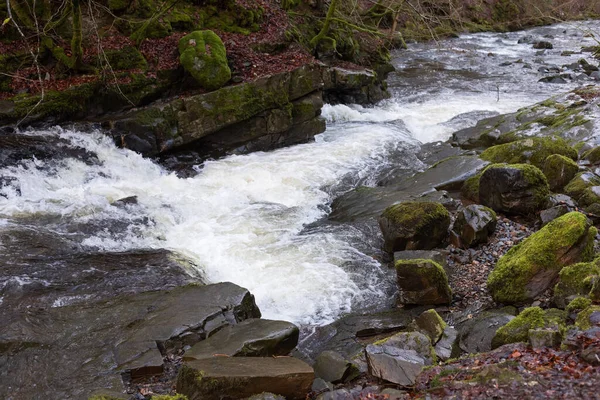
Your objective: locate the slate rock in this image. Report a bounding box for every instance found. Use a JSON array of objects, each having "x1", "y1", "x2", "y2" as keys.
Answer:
[
  {"x1": 379, "y1": 331, "x2": 436, "y2": 365},
  {"x1": 458, "y1": 310, "x2": 516, "y2": 354},
  {"x1": 434, "y1": 326, "x2": 460, "y2": 361},
  {"x1": 451, "y1": 204, "x2": 497, "y2": 248},
  {"x1": 365, "y1": 346, "x2": 425, "y2": 386},
  {"x1": 313, "y1": 350, "x2": 360, "y2": 383}
]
